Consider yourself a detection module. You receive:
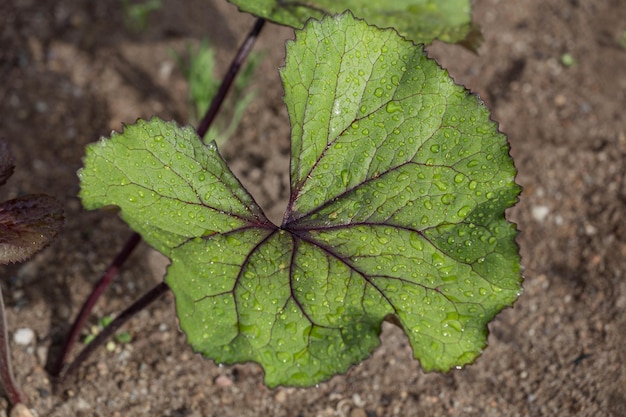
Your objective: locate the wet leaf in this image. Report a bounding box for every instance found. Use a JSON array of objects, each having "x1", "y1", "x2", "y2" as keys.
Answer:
[
  {"x1": 79, "y1": 13, "x2": 521, "y2": 387},
  {"x1": 0, "y1": 141, "x2": 64, "y2": 265},
  {"x1": 229, "y1": 0, "x2": 480, "y2": 47},
  {"x1": 0, "y1": 195, "x2": 64, "y2": 264}
]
